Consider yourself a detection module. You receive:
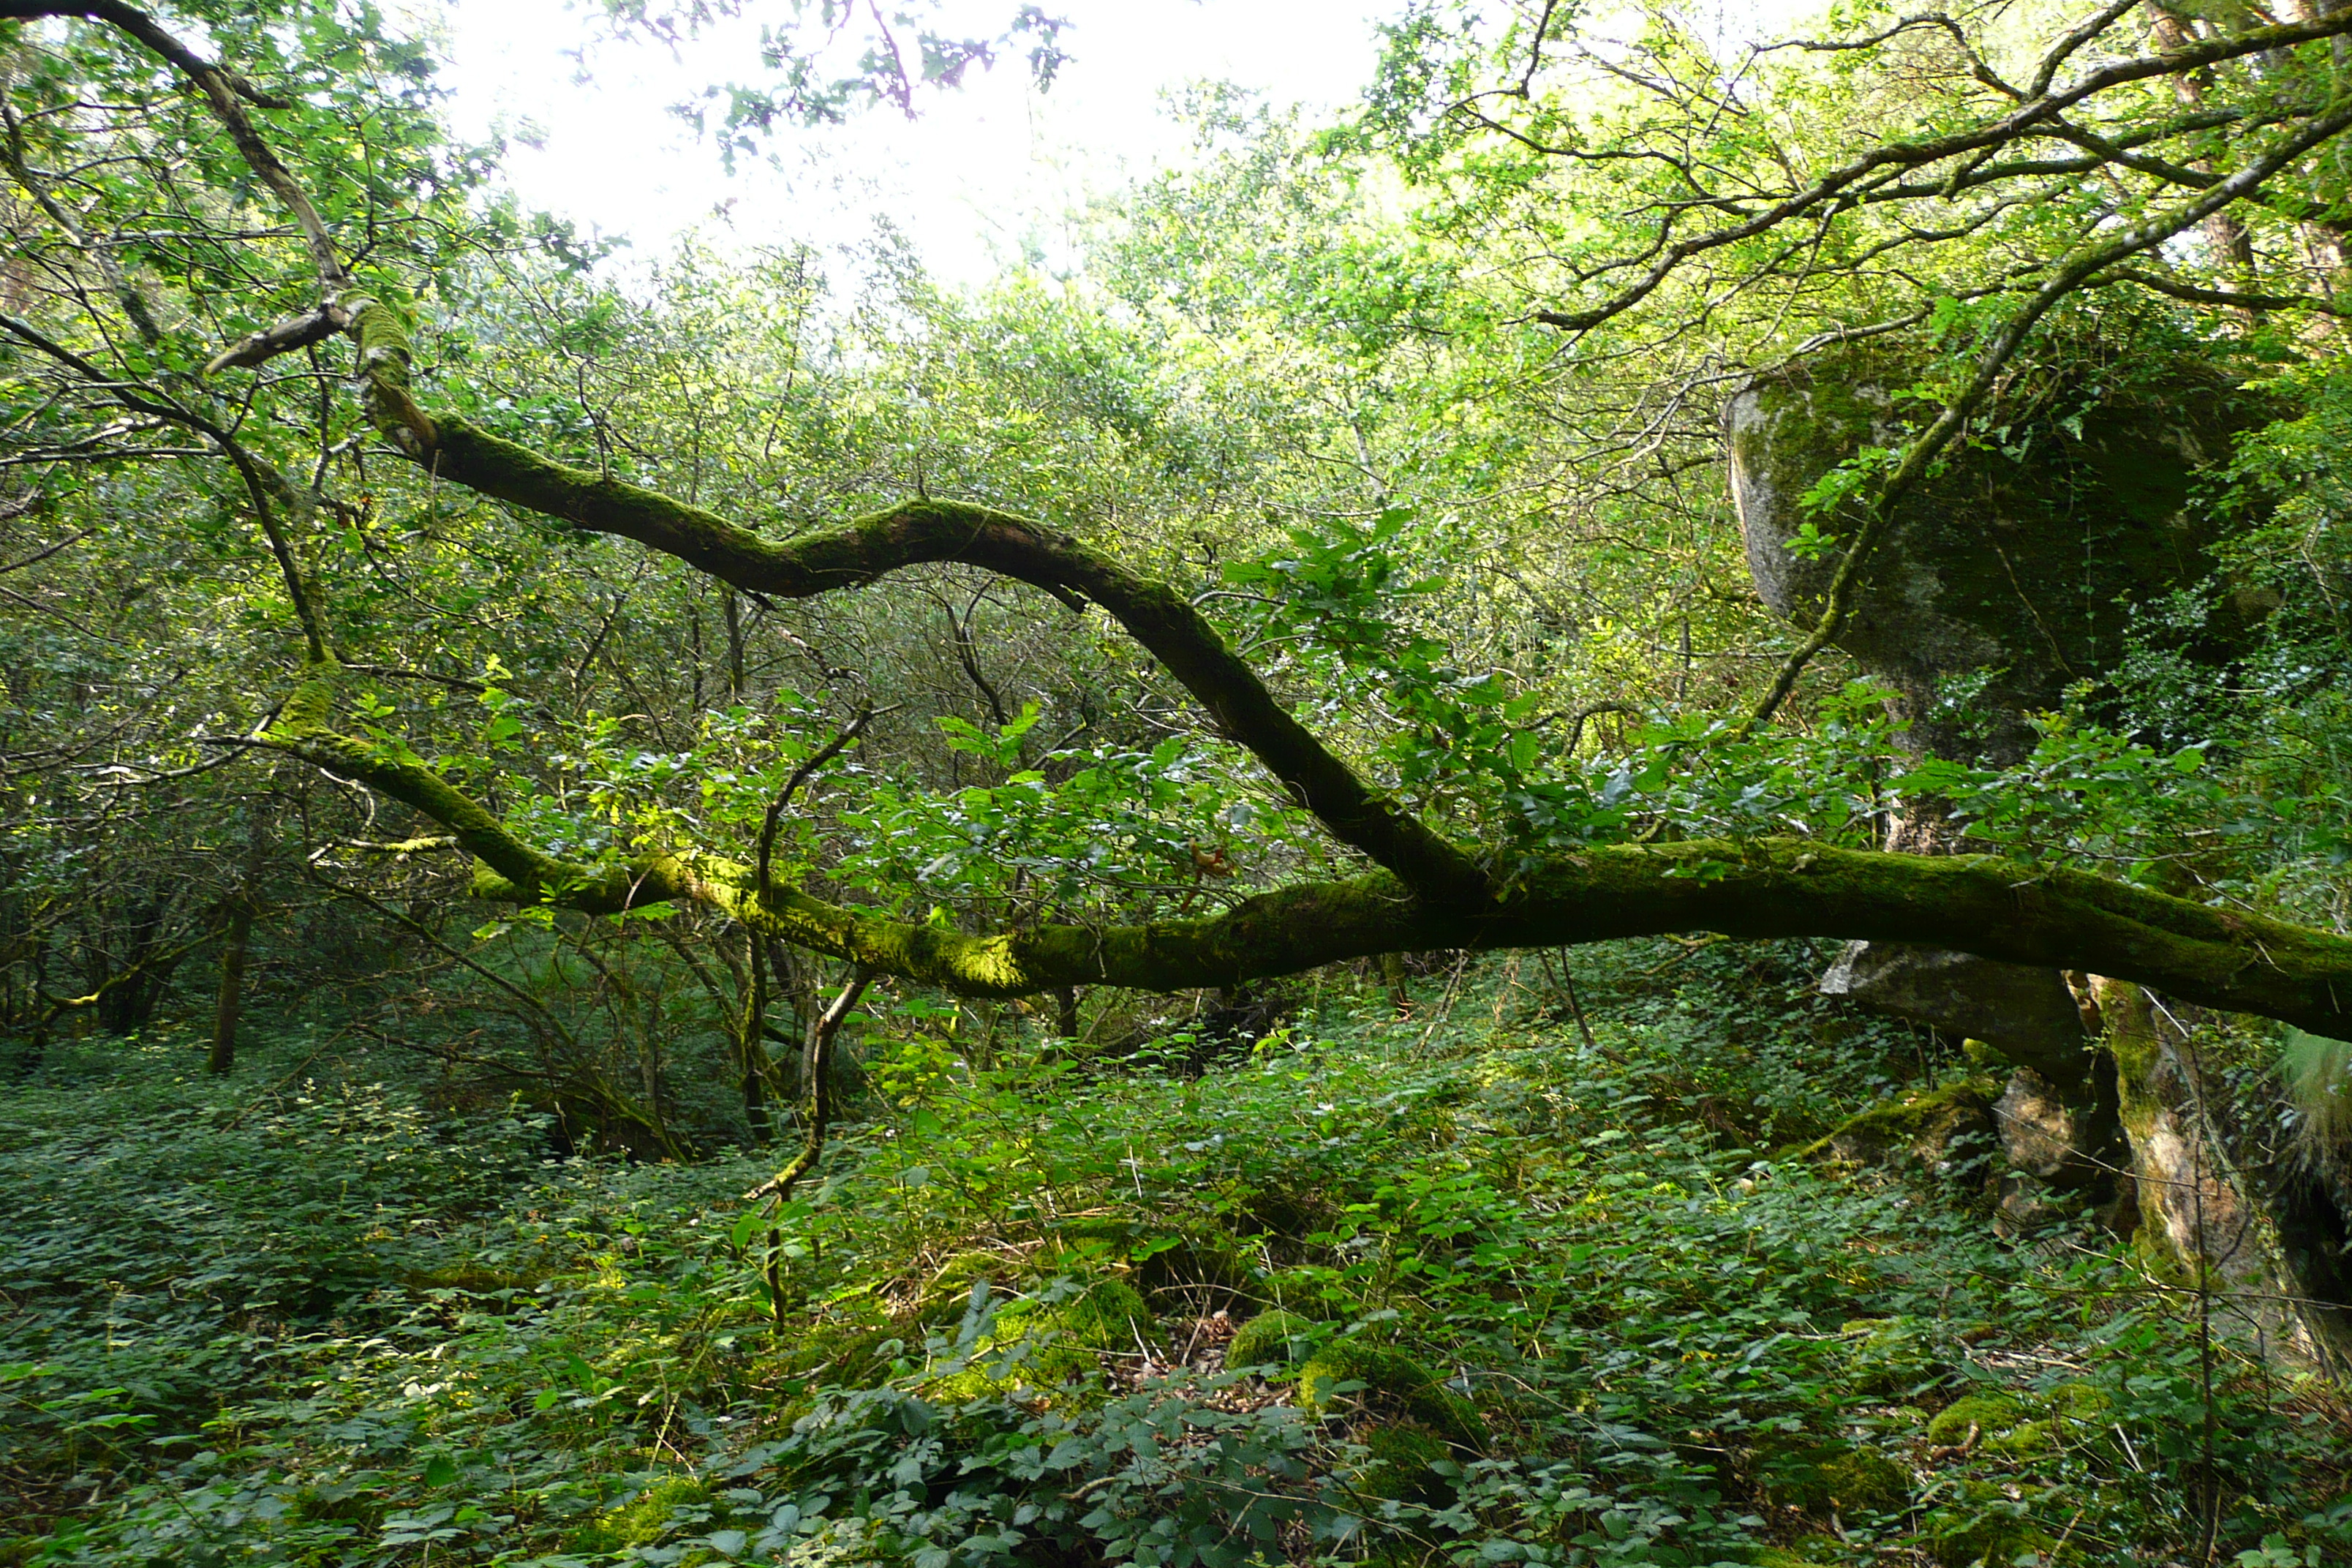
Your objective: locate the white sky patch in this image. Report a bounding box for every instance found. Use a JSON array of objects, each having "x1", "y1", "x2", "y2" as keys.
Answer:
[{"x1": 433, "y1": 0, "x2": 1395, "y2": 287}]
